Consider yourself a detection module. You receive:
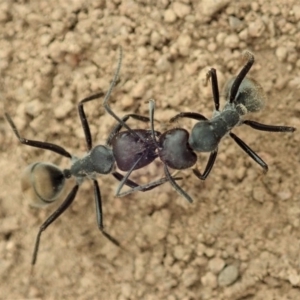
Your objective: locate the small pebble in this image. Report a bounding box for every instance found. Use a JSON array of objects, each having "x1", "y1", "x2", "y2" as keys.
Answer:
[
  {"x1": 155, "y1": 55, "x2": 171, "y2": 73},
  {"x1": 208, "y1": 257, "x2": 226, "y2": 274},
  {"x1": 289, "y1": 271, "x2": 300, "y2": 286},
  {"x1": 173, "y1": 245, "x2": 189, "y2": 261},
  {"x1": 293, "y1": 5, "x2": 300, "y2": 21},
  {"x1": 164, "y1": 9, "x2": 176, "y2": 23},
  {"x1": 177, "y1": 34, "x2": 192, "y2": 56},
  {"x1": 182, "y1": 267, "x2": 199, "y2": 287},
  {"x1": 252, "y1": 186, "x2": 266, "y2": 203},
  {"x1": 173, "y1": 2, "x2": 191, "y2": 19},
  {"x1": 204, "y1": 248, "x2": 216, "y2": 258},
  {"x1": 121, "y1": 94, "x2": 134, "y2": 109},
  {"x1": 248, "y1": 19, "x2": 265, "y2": 37},
  {"x1": 200, "y1": 0, "x2": 230, "y2": 19},
  {"x1": 131, "y1": 80, "x2": 148, "y2": 98},
  {"x1": 229, "y1": 16, "x2": 243, "y2": 31},
  {"x1": 275, "y1": 46, "x2": 288, "y2": 62},
  {"x1": 239, "y1": 28, "x2": 248, "y2": 41},
  {"x1": 25, "y1": 99, "x2": 44, "y2": 117},
  {"x1": 201, "y1": 271, "x2": 218, "y2": 288},
  {"x1": 53, "y1": 99, "x2": 74, "y2": 119},
  {"x1": 218, "y1": 265, "x2": 239, "y2": 286},
  {"x1": 223, "y1": 34, "x2": 239, "y2": 49},
  {"x1": 150, "y1": 31, "x2": 161, "y2": 47}
]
